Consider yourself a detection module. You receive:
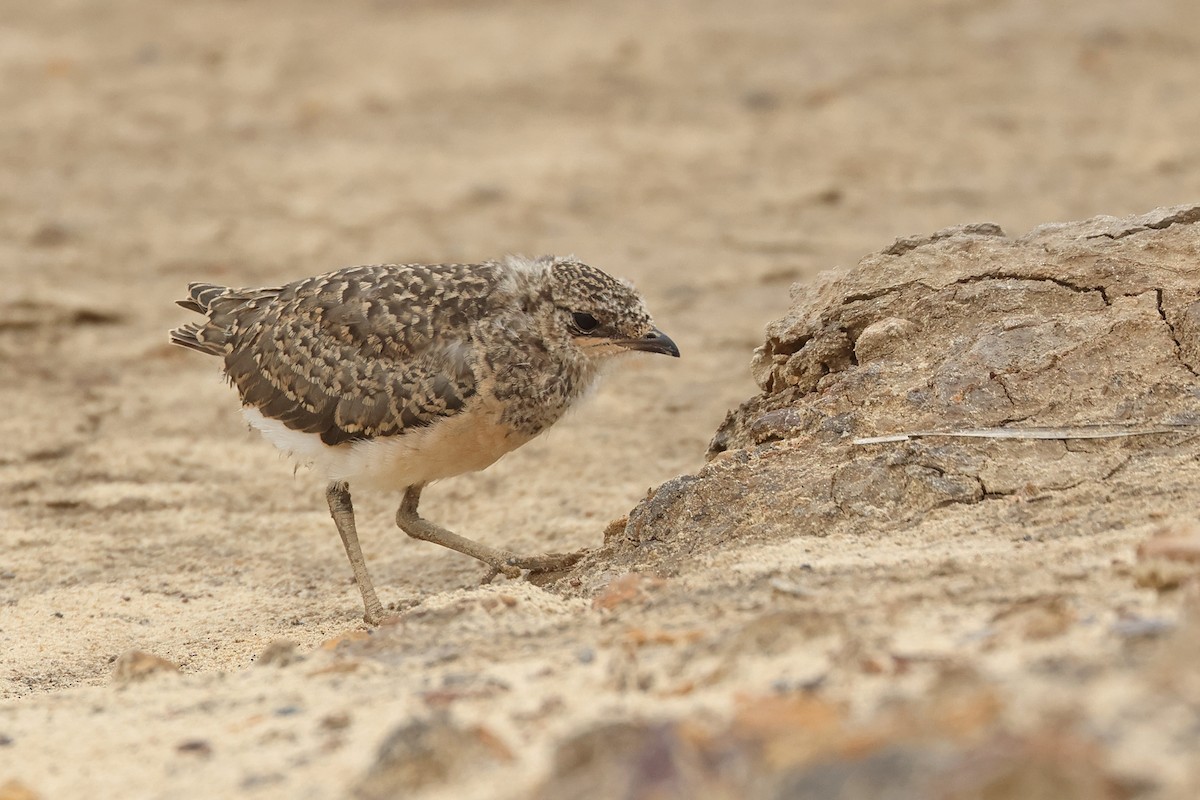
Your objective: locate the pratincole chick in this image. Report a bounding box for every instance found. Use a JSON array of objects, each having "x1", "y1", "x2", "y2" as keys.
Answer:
[{"x1": 170, "y1": 255, "x2": 679, "y2": 623}]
